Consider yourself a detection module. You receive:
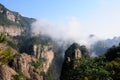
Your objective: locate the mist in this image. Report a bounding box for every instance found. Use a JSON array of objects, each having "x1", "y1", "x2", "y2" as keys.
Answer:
[
  {"x1": 31, "y1": 17, "x2": 109, "y2": 79},
  {"x1": 31, "y1": 17, "x2": 100, "y2": 48}
]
